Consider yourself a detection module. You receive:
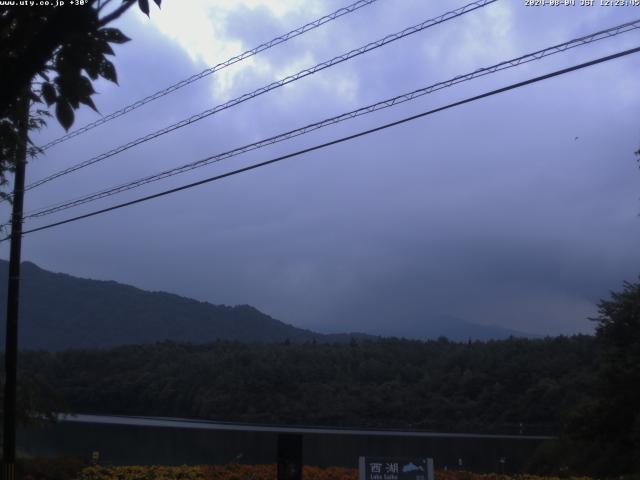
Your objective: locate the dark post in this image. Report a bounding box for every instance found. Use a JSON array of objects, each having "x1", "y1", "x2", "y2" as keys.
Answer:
[
  {"x1": 277, "y1": 433, "x2": 303, "y2": 480},
  {"x1": 2, "y1": 93, "x2": 29, "y2": 480}
]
